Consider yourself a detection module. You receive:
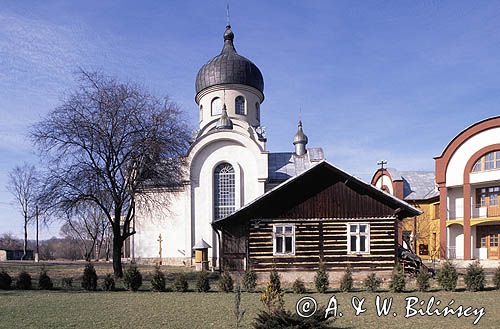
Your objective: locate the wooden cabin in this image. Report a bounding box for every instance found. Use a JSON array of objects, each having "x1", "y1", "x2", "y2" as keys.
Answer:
[{"x1": 212, "y1": 161, "x2": 421, "y2": 273}]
